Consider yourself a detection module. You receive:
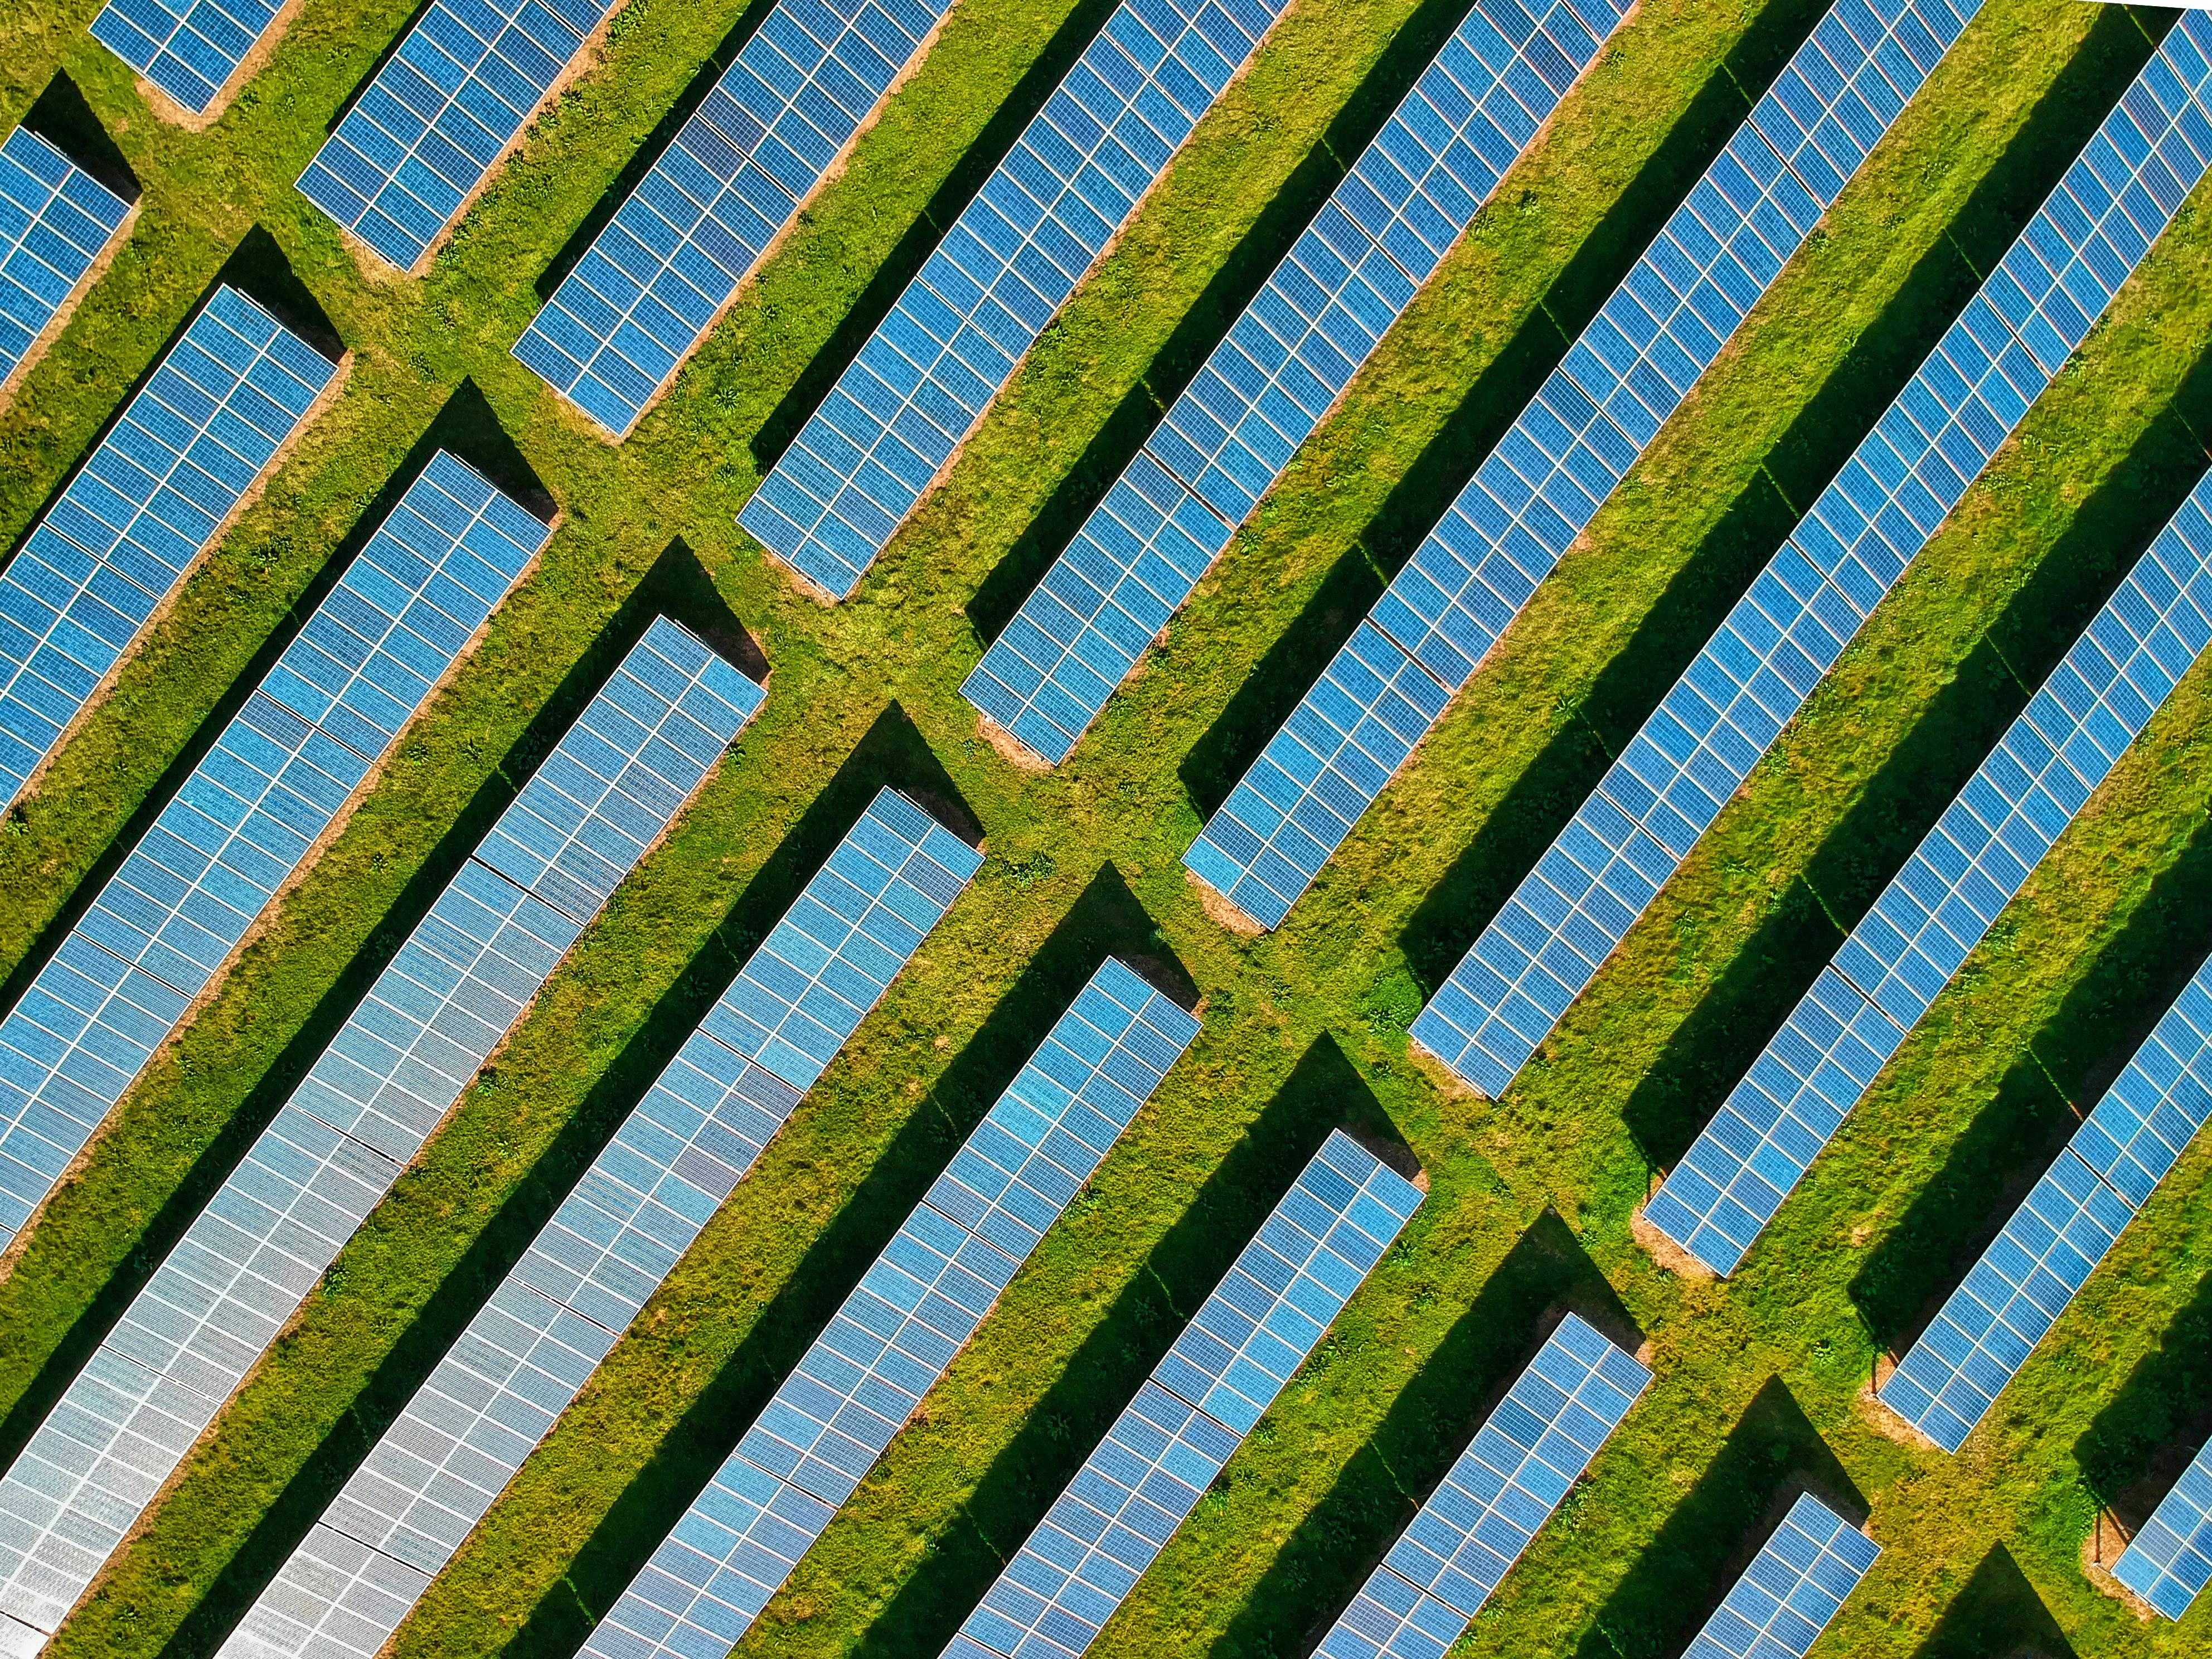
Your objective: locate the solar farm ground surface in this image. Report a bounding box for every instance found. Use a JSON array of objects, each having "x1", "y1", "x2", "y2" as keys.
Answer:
[{"x1": 2, "y1": 1, "x2": 2211, "y2": 1658}]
